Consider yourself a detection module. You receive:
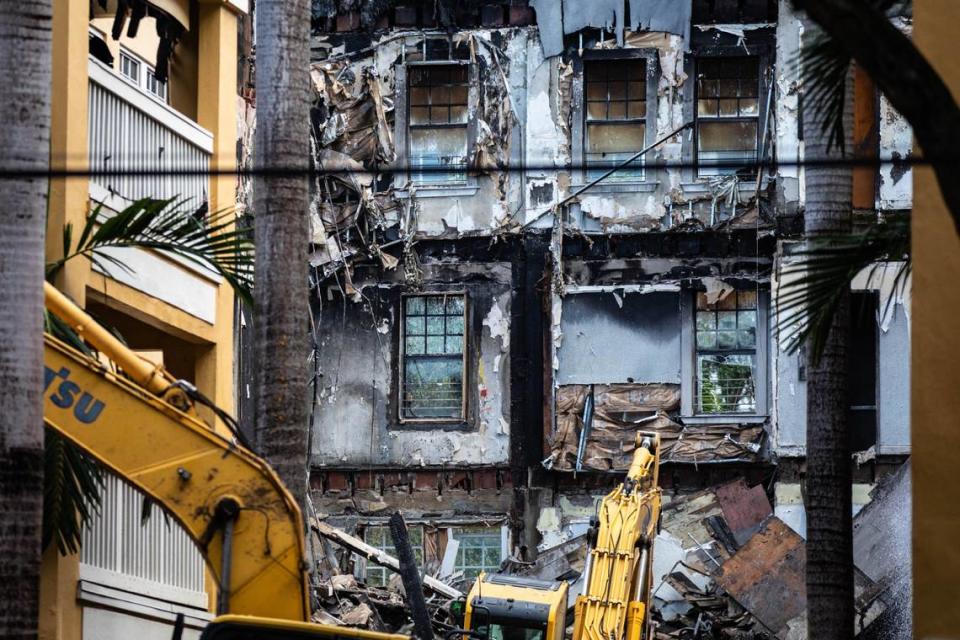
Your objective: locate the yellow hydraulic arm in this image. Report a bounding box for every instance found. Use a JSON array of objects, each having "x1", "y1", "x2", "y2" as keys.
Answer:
[
  {"x1": 43, "y1": 282, "x2": 311, "y2": 621},
  {"x1": 573, "y1": 434, "x2": 661, "y2": 640}
]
